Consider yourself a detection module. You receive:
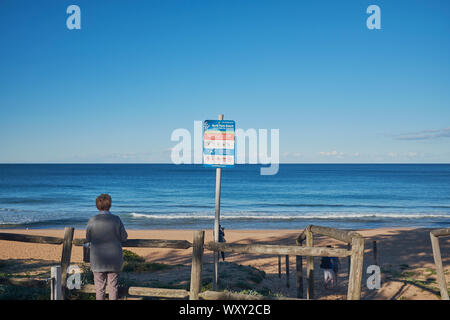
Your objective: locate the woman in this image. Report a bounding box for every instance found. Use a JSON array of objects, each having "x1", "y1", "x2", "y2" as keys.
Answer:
[{"x1": 86, "y1": 194, "x2": 128, "y2": 300}]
